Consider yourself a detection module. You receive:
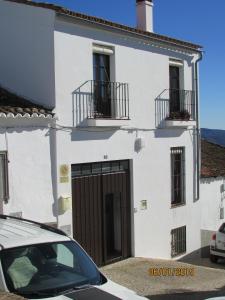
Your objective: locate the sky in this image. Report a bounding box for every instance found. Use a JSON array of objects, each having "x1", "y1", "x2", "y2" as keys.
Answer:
[{"x1": 35, "y1": 0, "x2": 225, "y2": 130}]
